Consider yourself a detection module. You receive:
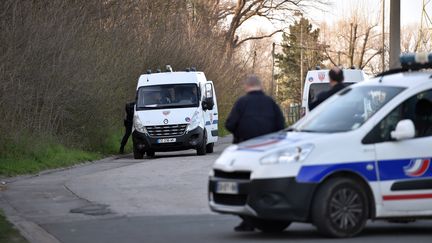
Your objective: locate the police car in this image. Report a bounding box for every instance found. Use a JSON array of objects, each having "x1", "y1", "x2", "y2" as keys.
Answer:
[{"x1": 208, "y1": 53, "x2": 432, "y2": 237}]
